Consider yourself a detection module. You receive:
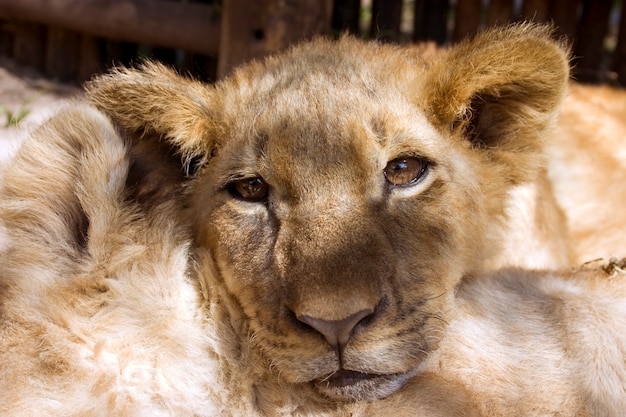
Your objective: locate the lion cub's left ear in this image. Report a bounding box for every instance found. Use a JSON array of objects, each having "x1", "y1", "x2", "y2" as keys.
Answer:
[
  {"x1": 421, "y1": 23, "x2": 570, "y2": 184},
  {"x1": 85, "y1": 62, "x2": 216, "y2": 164}
]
